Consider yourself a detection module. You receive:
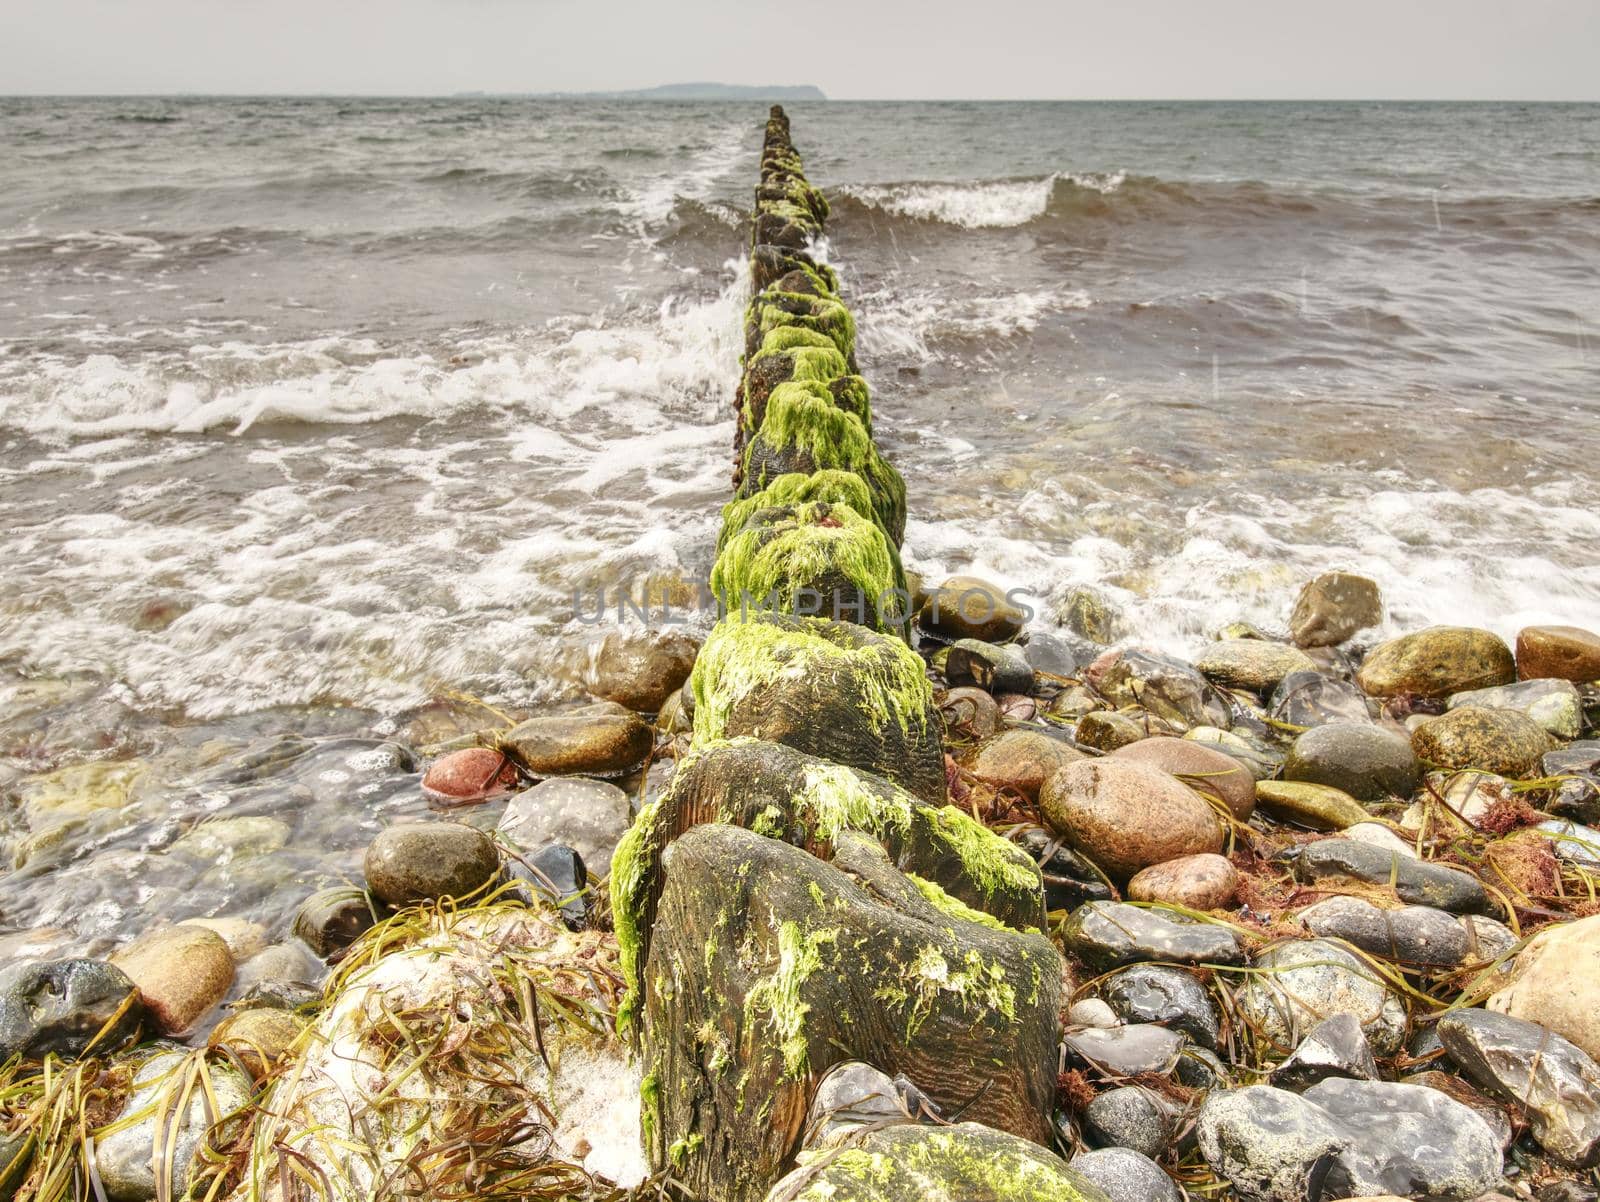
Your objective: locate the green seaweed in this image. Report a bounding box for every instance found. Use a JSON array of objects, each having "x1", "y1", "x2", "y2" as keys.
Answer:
[
  {"x1": 743, "y1": 921, "x2": 839, "y2": 1078},
  {"x1": 717, "y1": 471, "x2": 885, "y2": 554},
  {"x1": 907, "y1": 873, "x2": 1008, "y2": 931}
]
